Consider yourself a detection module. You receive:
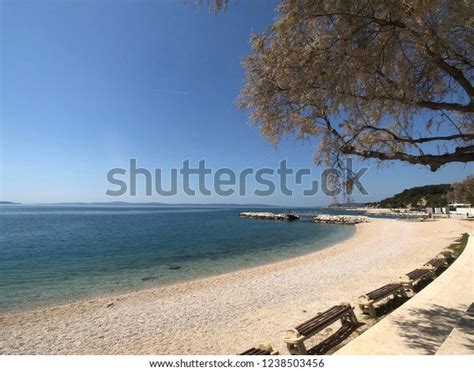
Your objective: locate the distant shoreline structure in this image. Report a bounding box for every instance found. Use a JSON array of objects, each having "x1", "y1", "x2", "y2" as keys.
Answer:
[{"x1": 239, "y1": 211, "x2": 300, "y2": 221}]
